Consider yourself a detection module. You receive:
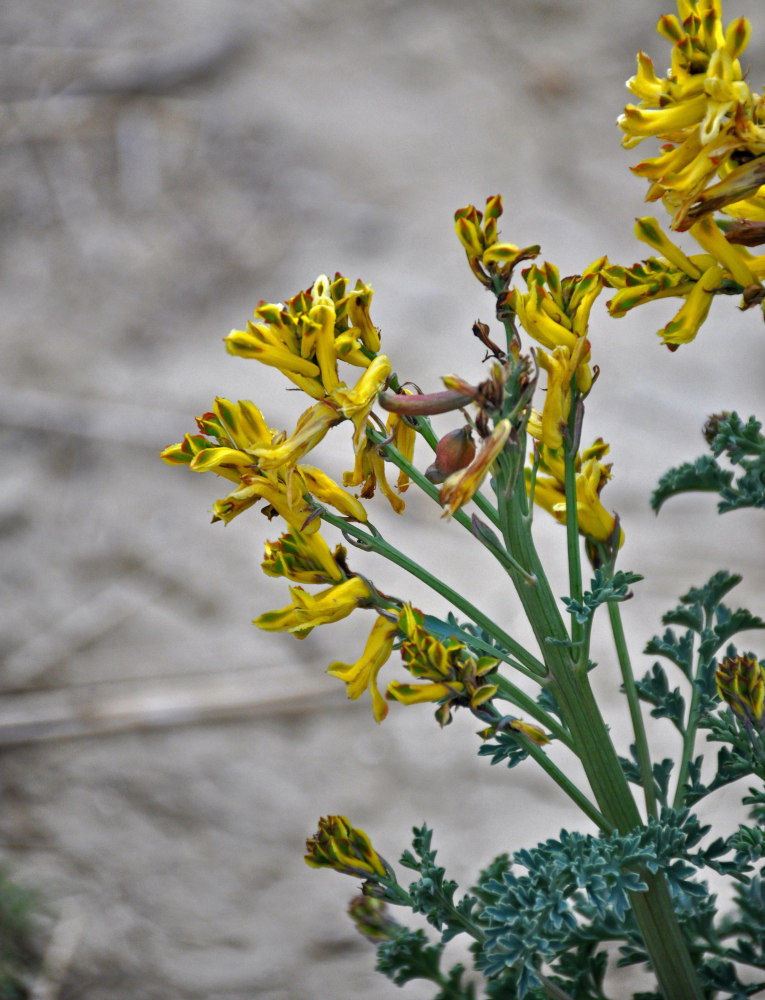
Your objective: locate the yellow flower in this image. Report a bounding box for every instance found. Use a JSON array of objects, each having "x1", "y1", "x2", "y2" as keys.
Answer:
[
  {"x1": 330, "y1": 354, "x2": 392, "y2": 452},
  {"x1": 536, "y1": 336, "x2": 591, "y2": 450},
  {"x1": 162, "y1": 397, "x2": 367, "y2": 528},
  {"x1": 574, "y1": 457, "x2": 623, "y2": 545},
  {"x1": 454, "y1": 196, "x2": 540, "y2": 287},
  {"x1": 327, "y1": 615, "x2": 398, "y2": 722},
  {"x1": 618, "y1": 3, "x2": 763, "y2": 230},
  {"x1": 688, "y1": 214, "x2": 758, "y2": 287},
  {"x1": 508, "y1": 259, "x2": 604, "y2": 393},
  {"x1": 346, "y1": 281, "x2": 381, "y2": 354},
  {"x1": 658, "y1": 262, "x2": 724, "y2": 347},
  {"x1": 344, "y1": 437, "x2": 407, "y2": 514},
  {"x1": 261, "y1": 528, "x2": 345, "y2": 585},
  {"x1": 305, "y1": 815, "x2": 391, "y2": 880},
  {"x1": 506, "y1": 719, "x2": 550, "y2": 746},
  {"x1": 298, "y1": 464, "x2": 369, "y2": 521},
  {"x1": 386, "y1": 605, "x2": 498, "y2": 725},
  {"x1": 526, "y1": 441, "x2": 624, "y2": 546},
  {"x1": 385, "y1": 407, "x2": 417, "y2": 494},
  {"x1": 254, "y1": 576, "x2": 371, "y2": 639},
  {"x1": 439, "y1": 419, "x2": 511, "y2": 517},
  {"x1": 225, "y1": 273, "x2": 380, "y2": 400},
  {"x1": 249, "y1": 399, "x2": 341, "y2": 472}
]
